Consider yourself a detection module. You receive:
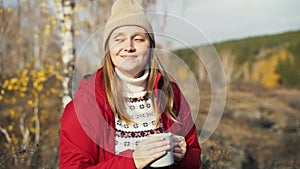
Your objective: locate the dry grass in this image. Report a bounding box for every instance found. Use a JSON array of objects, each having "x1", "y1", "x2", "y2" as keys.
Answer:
[{"x1": 198, "y1": 86, "x2": 300, "y2": 169}]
